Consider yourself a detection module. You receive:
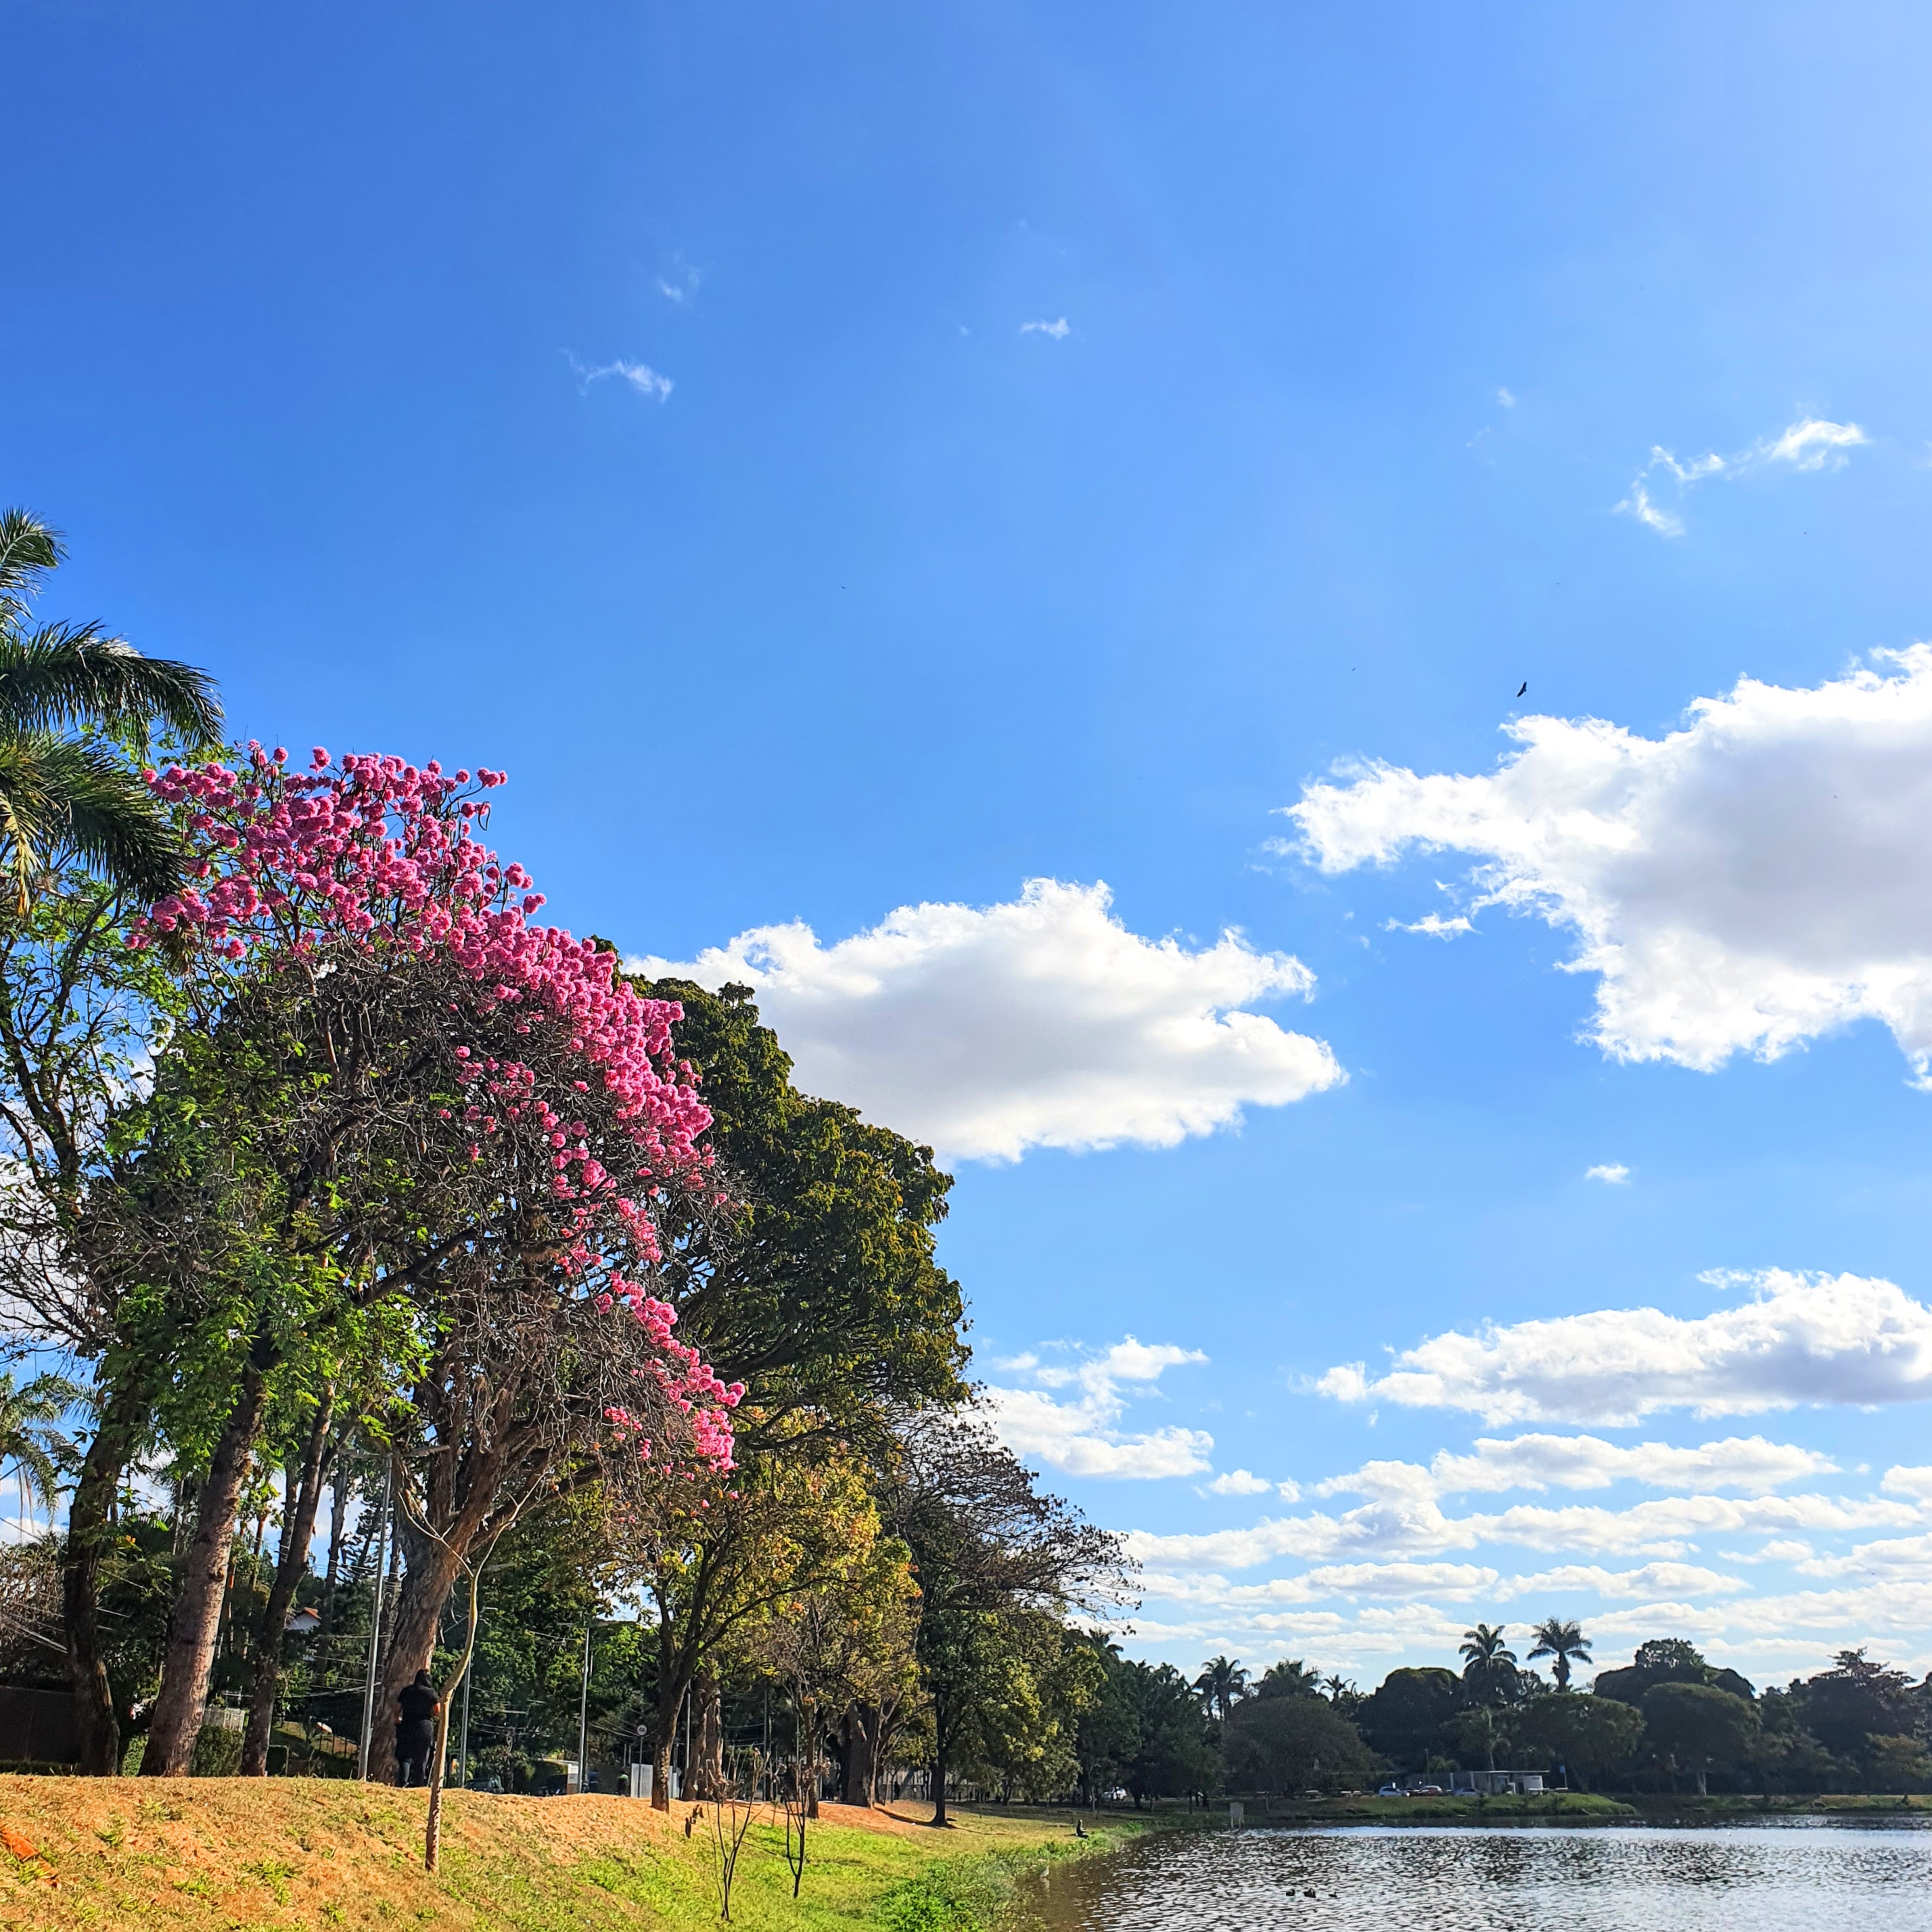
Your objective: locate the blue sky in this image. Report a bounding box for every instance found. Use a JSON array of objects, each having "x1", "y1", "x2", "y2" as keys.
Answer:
[{"x1": 11, "y1": 3, "x2": 1932, "y2": 1689}]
